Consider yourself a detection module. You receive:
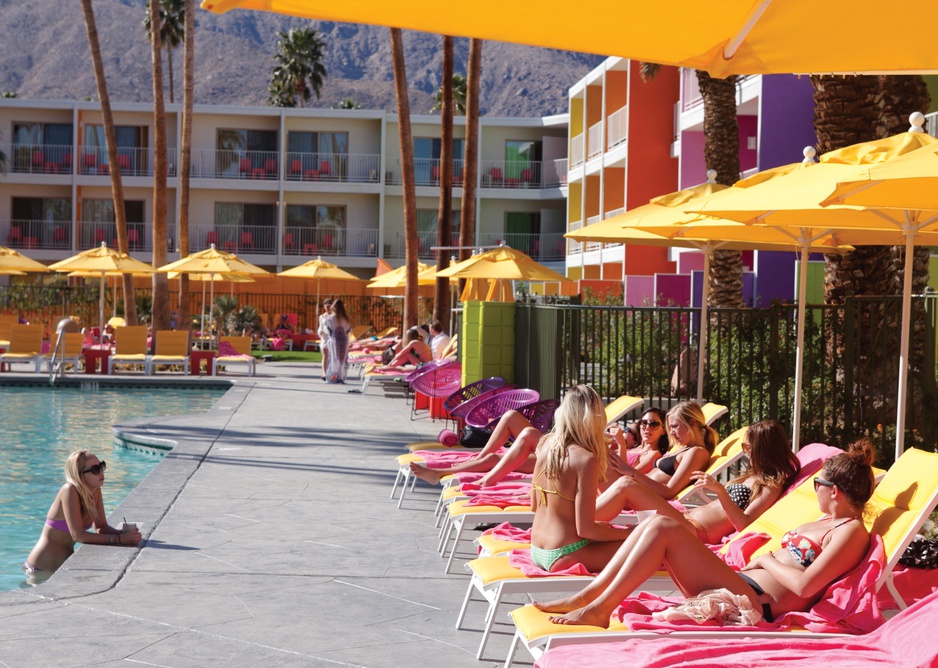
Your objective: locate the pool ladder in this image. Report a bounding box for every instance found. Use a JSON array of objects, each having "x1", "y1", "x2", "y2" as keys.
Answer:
[{"x1": 48, "y1": 330, "x2": 66, "y2": 386}]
